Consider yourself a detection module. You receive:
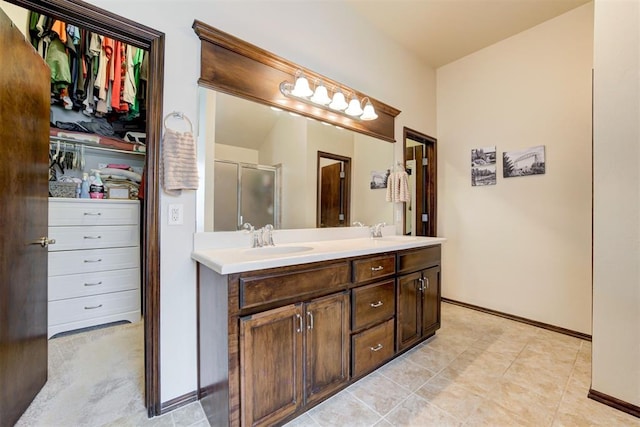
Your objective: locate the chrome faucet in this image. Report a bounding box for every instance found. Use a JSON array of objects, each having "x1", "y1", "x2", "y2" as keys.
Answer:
[
  {"x1": 370, "y1": 222, "x2": 387, "y2": 238},
  {"x1": 242, "y1": 222, "x2": 261, "y2": 248},
  {"x1": 263, "y1": 224, "x2": 275, "y2": 246}
]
